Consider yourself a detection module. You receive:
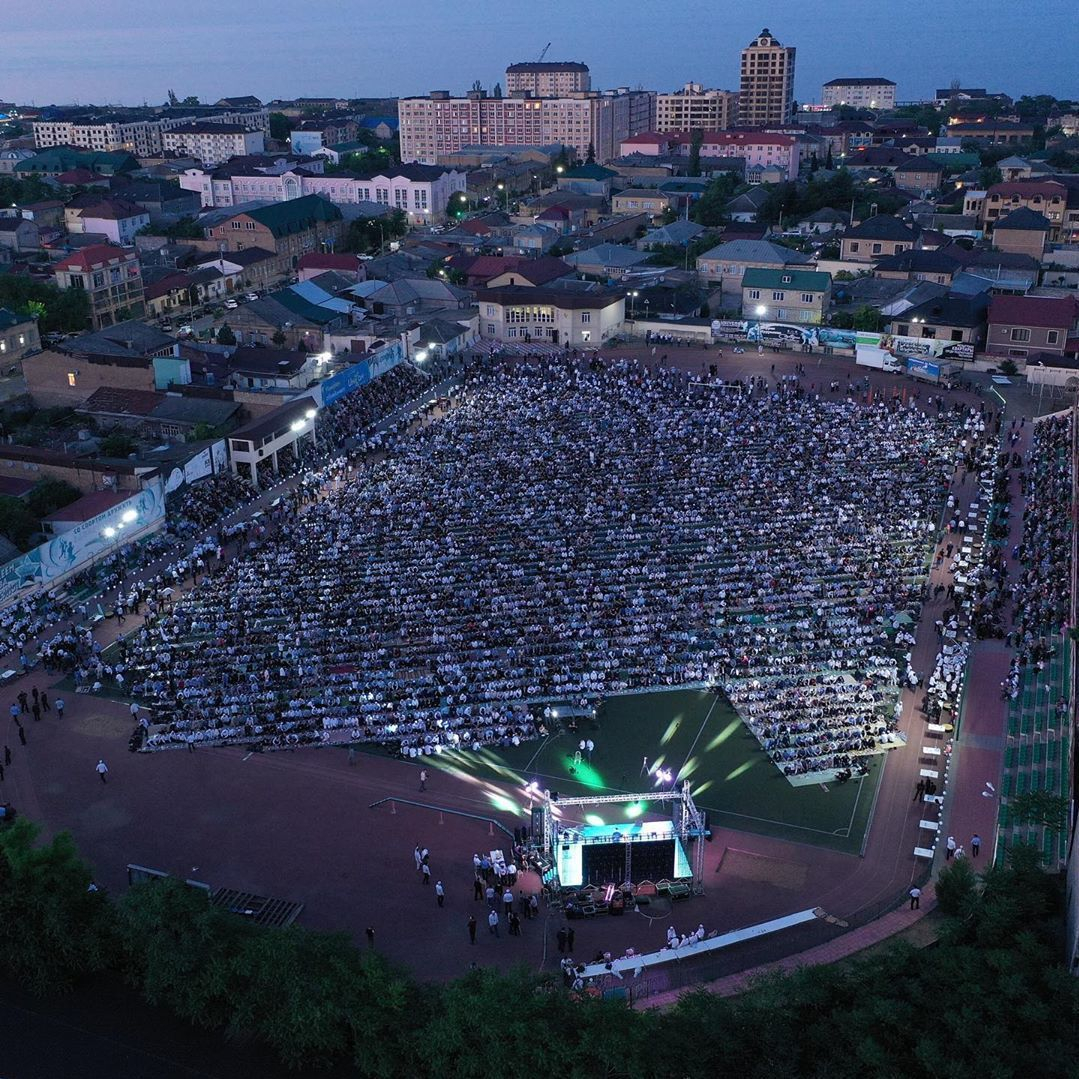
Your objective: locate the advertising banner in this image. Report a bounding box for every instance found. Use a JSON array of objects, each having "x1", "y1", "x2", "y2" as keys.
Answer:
[
  {"x1": 320, "y1": 341, "x2": 405, "y2": 407},
  {"x1": 0, "y1": 481, "x2": 166, "y2": 606},
  {"x1": 710, "y1": 321, "x2": 856, "y2": 350}
]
